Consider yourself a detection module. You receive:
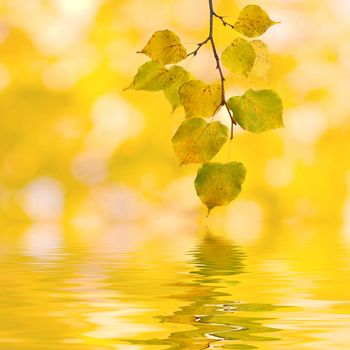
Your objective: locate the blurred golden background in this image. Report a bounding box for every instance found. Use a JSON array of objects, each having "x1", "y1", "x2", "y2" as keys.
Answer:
[
  {"x1": 1, "y1": 0, "x2": 350, "y2": 244},
  {"x1": 1, "y1": 2, "x2": 350, "y2": 349}
]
